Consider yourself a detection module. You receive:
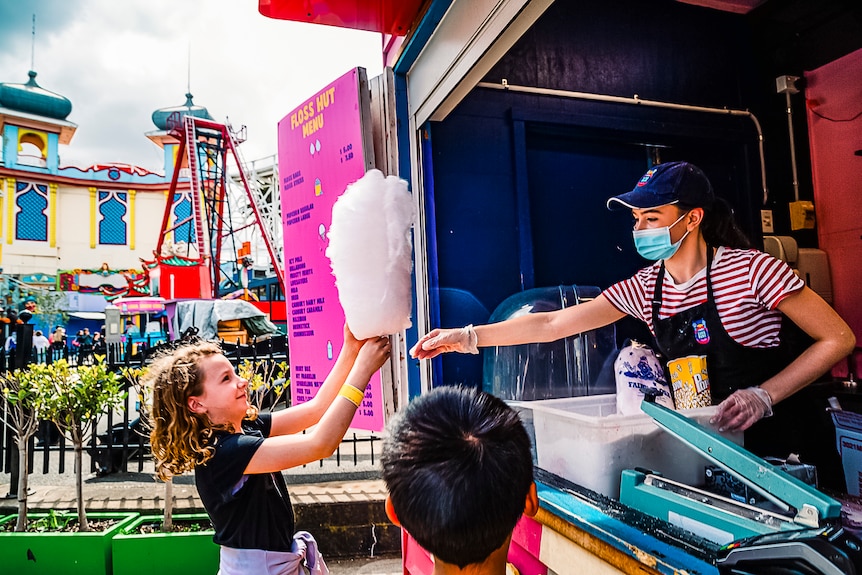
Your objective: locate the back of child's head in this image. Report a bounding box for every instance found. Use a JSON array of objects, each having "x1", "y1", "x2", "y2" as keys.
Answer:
[
  {"x1": 381, "y1": 385, "x2": 533, "y2": 568},
  {"x1": 147, "y1": 340, "x2": 234, "y2": 480}
]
